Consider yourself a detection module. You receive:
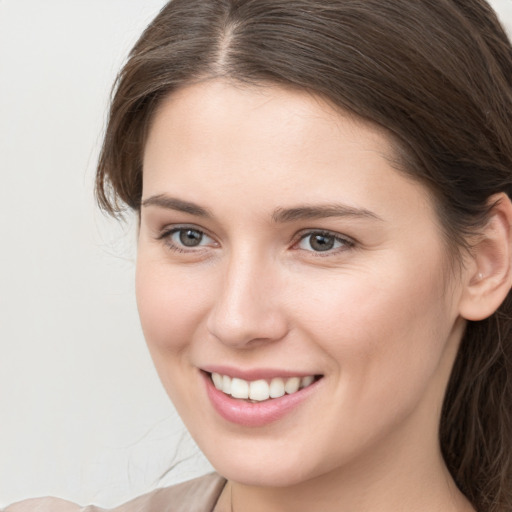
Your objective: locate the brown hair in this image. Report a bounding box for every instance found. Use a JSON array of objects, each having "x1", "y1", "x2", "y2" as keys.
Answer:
[{"x1": 96, "y1": 1, "x2": 512, "y2": 510}]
